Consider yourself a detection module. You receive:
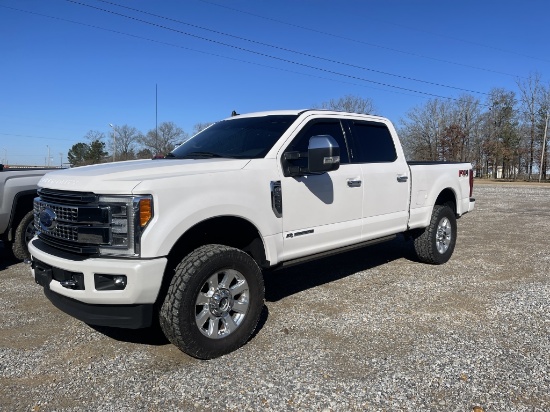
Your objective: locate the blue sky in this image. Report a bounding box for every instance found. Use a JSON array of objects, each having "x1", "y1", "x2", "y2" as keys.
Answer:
[{"x1": 1, "y1": 0, "x2": 549, "y2": 166}]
